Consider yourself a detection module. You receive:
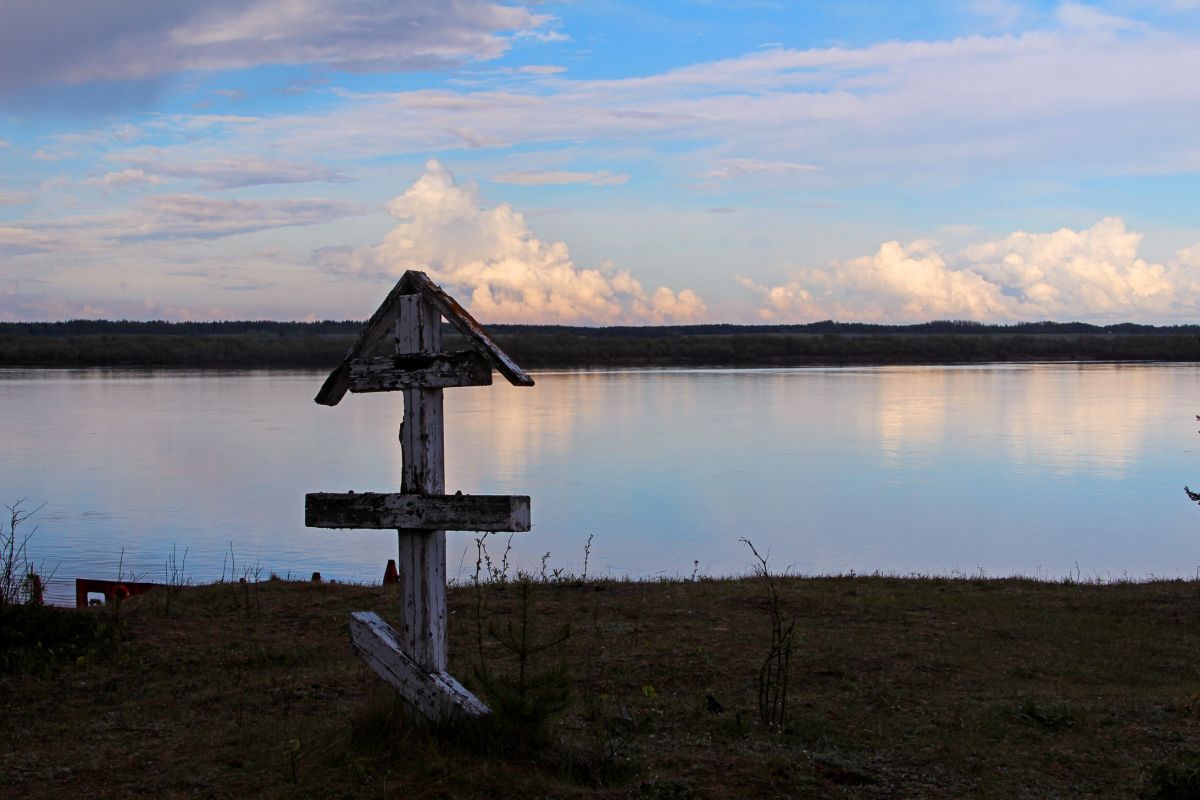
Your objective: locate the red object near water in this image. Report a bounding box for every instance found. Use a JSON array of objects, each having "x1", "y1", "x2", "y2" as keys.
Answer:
[
  {"x1": 74, "y1": 578, "x2": 158, "y2": 609},
  {"x1": 383, "y1": 559, "x2": 398, "y2": 585}
]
